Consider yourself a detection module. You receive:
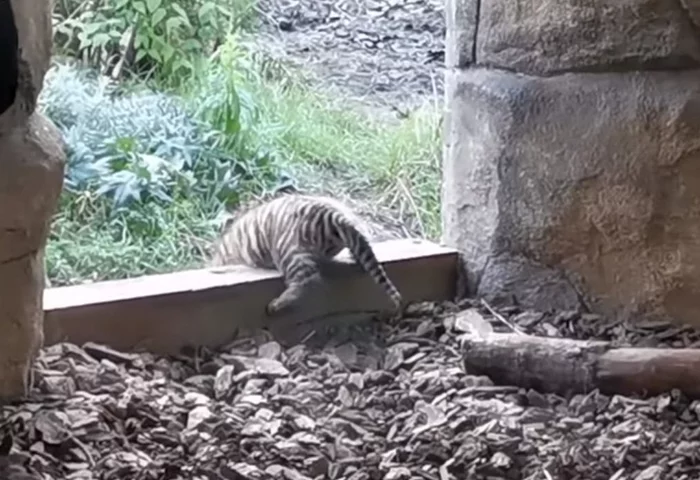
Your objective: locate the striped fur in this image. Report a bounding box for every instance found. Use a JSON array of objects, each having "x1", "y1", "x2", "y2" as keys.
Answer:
[{"x1": 210, "y1": 193, "x2": 403, "y2": 316}]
